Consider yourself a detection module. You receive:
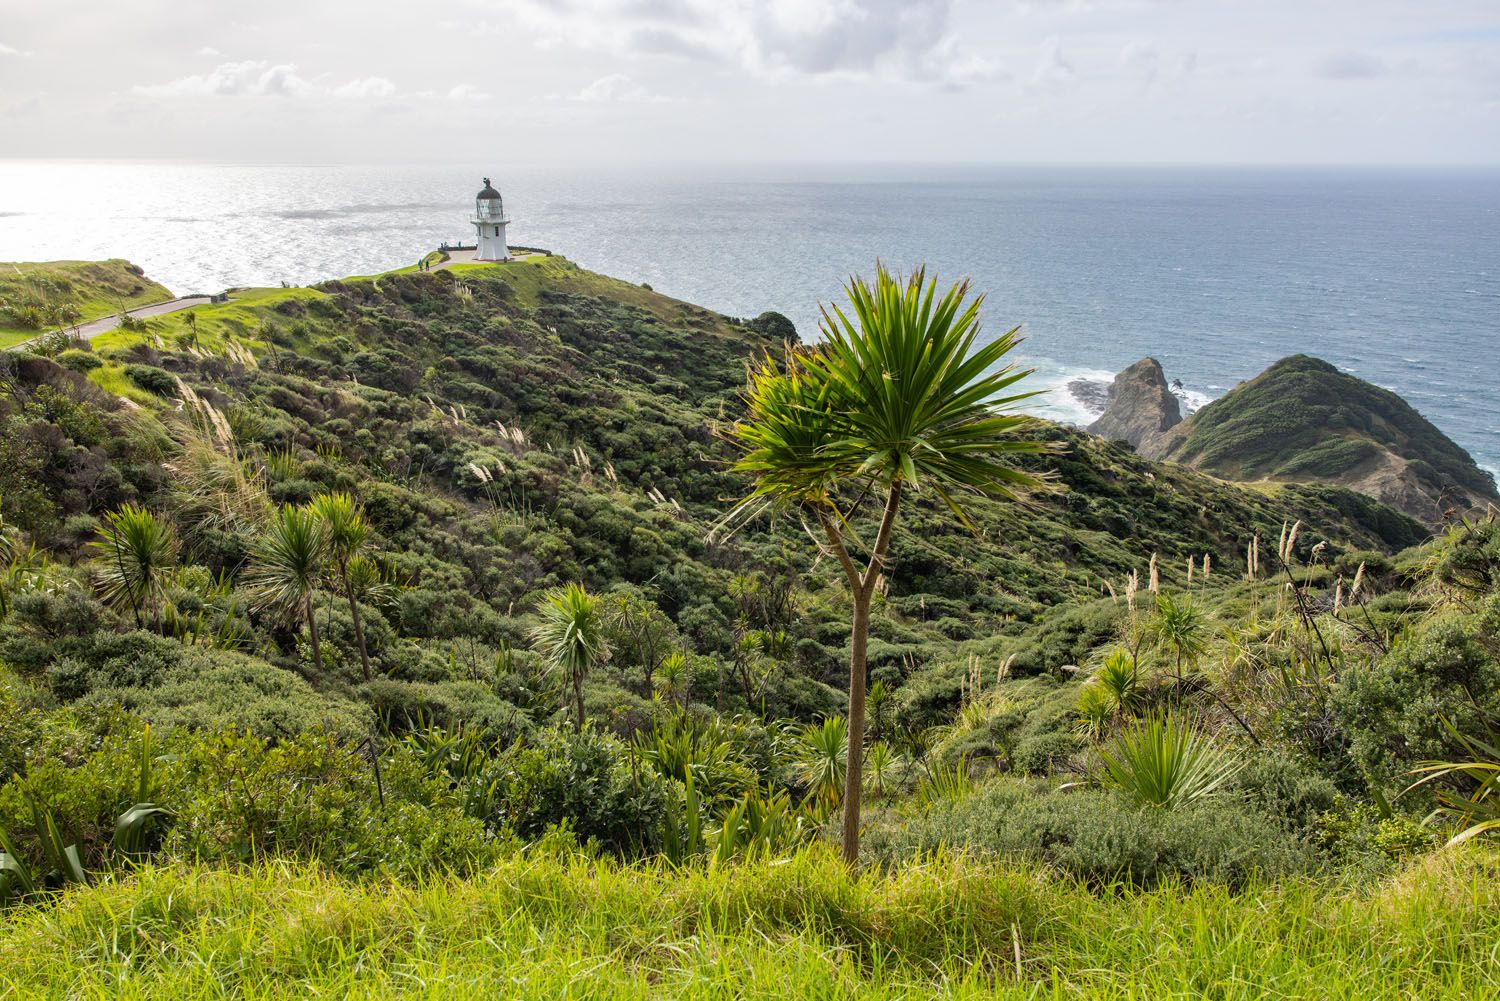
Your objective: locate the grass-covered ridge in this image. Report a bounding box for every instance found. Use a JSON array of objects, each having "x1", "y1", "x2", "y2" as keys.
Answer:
[
  {"x1": 0, "y1": 259, "x2": 173, "y2": 347},
  {"x1": 1157, "y1": 354, "x2": 1499, "y2": 525}
]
